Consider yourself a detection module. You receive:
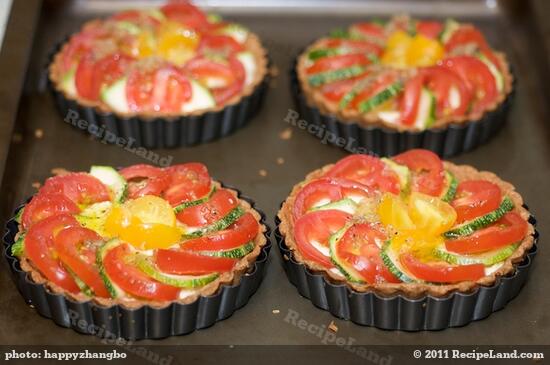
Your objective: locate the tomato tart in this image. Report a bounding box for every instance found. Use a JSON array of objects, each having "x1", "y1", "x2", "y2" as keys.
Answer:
[
  {"x1": 4, "y1": 163, "x2": 270, "y2": 339},
  {"x1": 292, "y1": 16, "x2": 514, "y2": 157},
  {"x1": 48, "y1": 1, "x2": 269, "y2": 148},
  {"x1": 276, "y1": 149, "x2": 537, "y2": 330}
]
